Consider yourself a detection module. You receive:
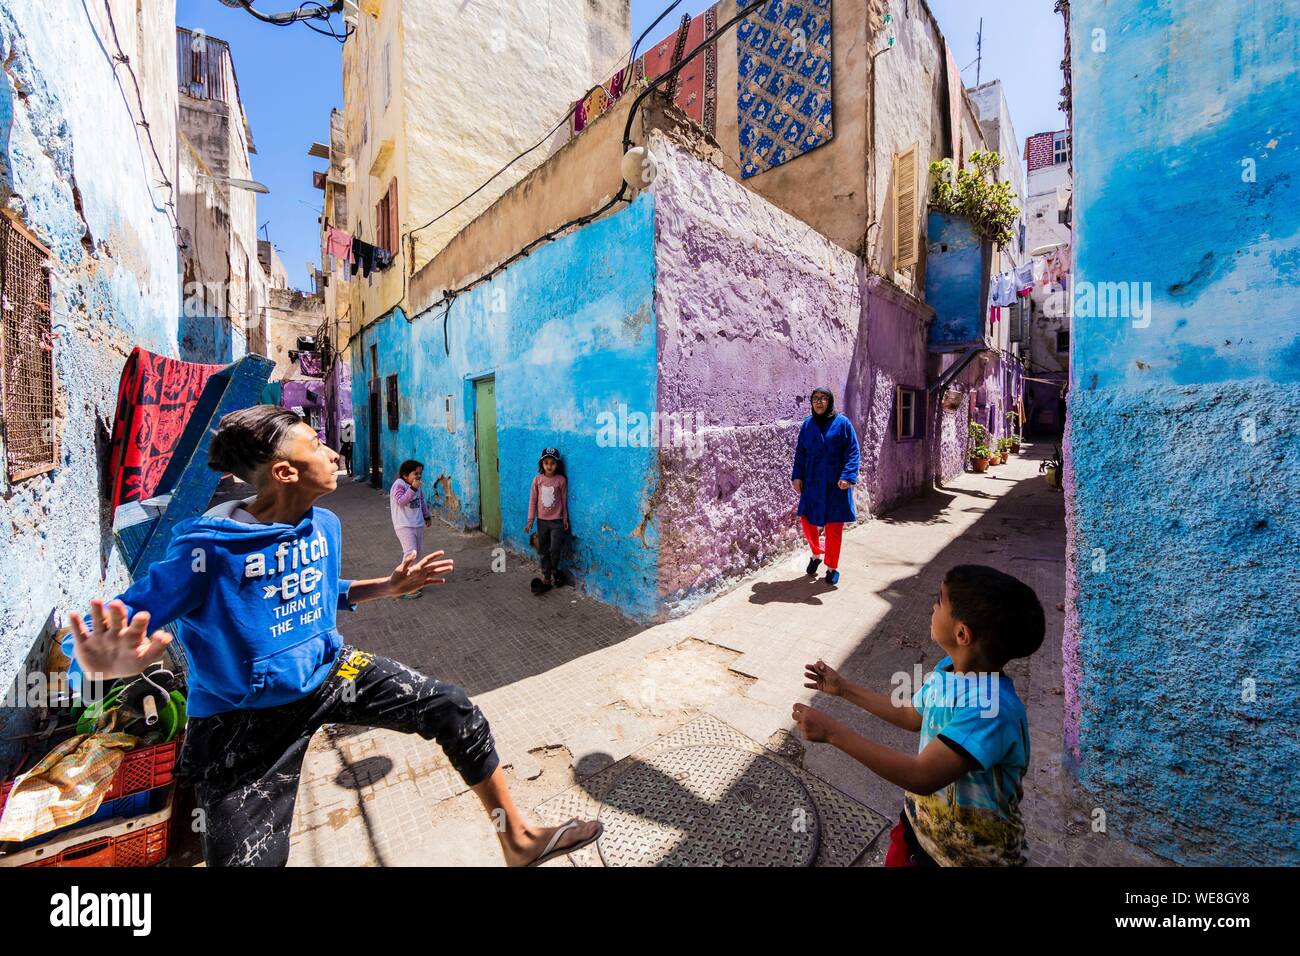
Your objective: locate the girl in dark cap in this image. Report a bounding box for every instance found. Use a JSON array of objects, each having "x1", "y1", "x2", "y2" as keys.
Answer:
[
  {"x1": 524, "y1": 447, "x2": 570, "y2": 593},
  {"x1": 791, "y1": 387, "x2": 860, "y2": 586}
]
